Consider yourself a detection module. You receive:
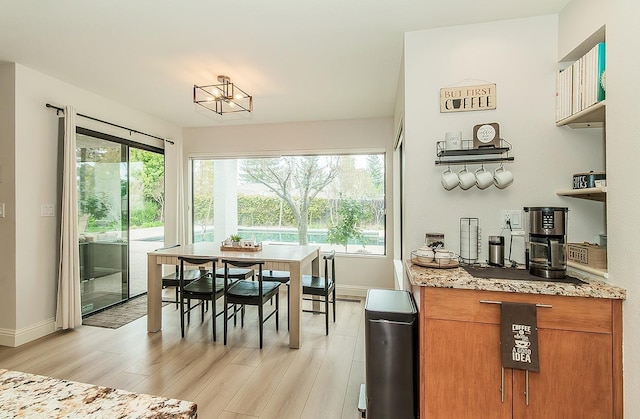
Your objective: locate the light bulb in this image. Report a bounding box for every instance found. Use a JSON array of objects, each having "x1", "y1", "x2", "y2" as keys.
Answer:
[
  {"x1": 235, "y1": 93, "x2": 244, "y2": 100},
  {"x1": 211, "y1": 87, "x2": 222, "y2": 97}
]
